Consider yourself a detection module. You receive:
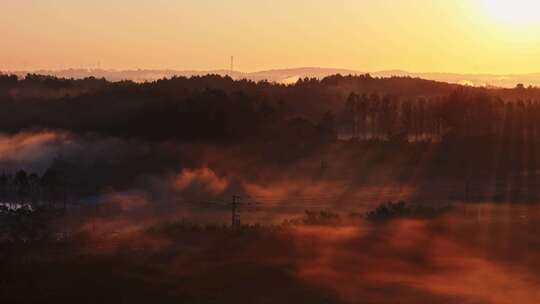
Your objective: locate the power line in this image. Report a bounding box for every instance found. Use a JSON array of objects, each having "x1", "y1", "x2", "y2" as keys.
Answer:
[{"x1": 198, "y1": 194, "x2": 260, "y2": 228}]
